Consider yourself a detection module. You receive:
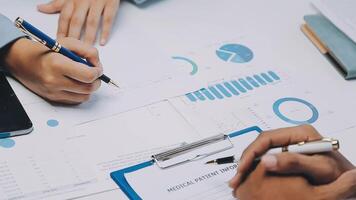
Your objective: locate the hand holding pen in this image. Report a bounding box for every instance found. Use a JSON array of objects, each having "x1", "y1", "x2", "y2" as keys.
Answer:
[
  {"x1": 15, "y1": 17, "x2": 119, "y2": 88},
  {"x1": 4, "y1": 17, "x2": 114, "y2": 104},
  {"x1": 206, "y1": 136, "x2": 339, "y2": 165},
  {"x1": 4, "y1": 36, "x2": 102, "y2": 104},
  {"x1": 228, "y1": 125, "x2": 356, "y2": 200}
]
